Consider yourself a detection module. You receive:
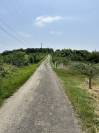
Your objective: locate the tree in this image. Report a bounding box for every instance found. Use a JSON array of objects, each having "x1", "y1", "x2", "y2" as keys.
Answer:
[
  {"x1": 74, "y1": 63, "x2": 99, "y2": 89},
  {"x1": 12, "y1": 52, "x2": 29, "y2": 66},
  {"x1": 88, "y1": 51, "x2": 99, "y2": 63},
  {"x1": 3, "y1": 52, "x2": 29, "y2": 67}
]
